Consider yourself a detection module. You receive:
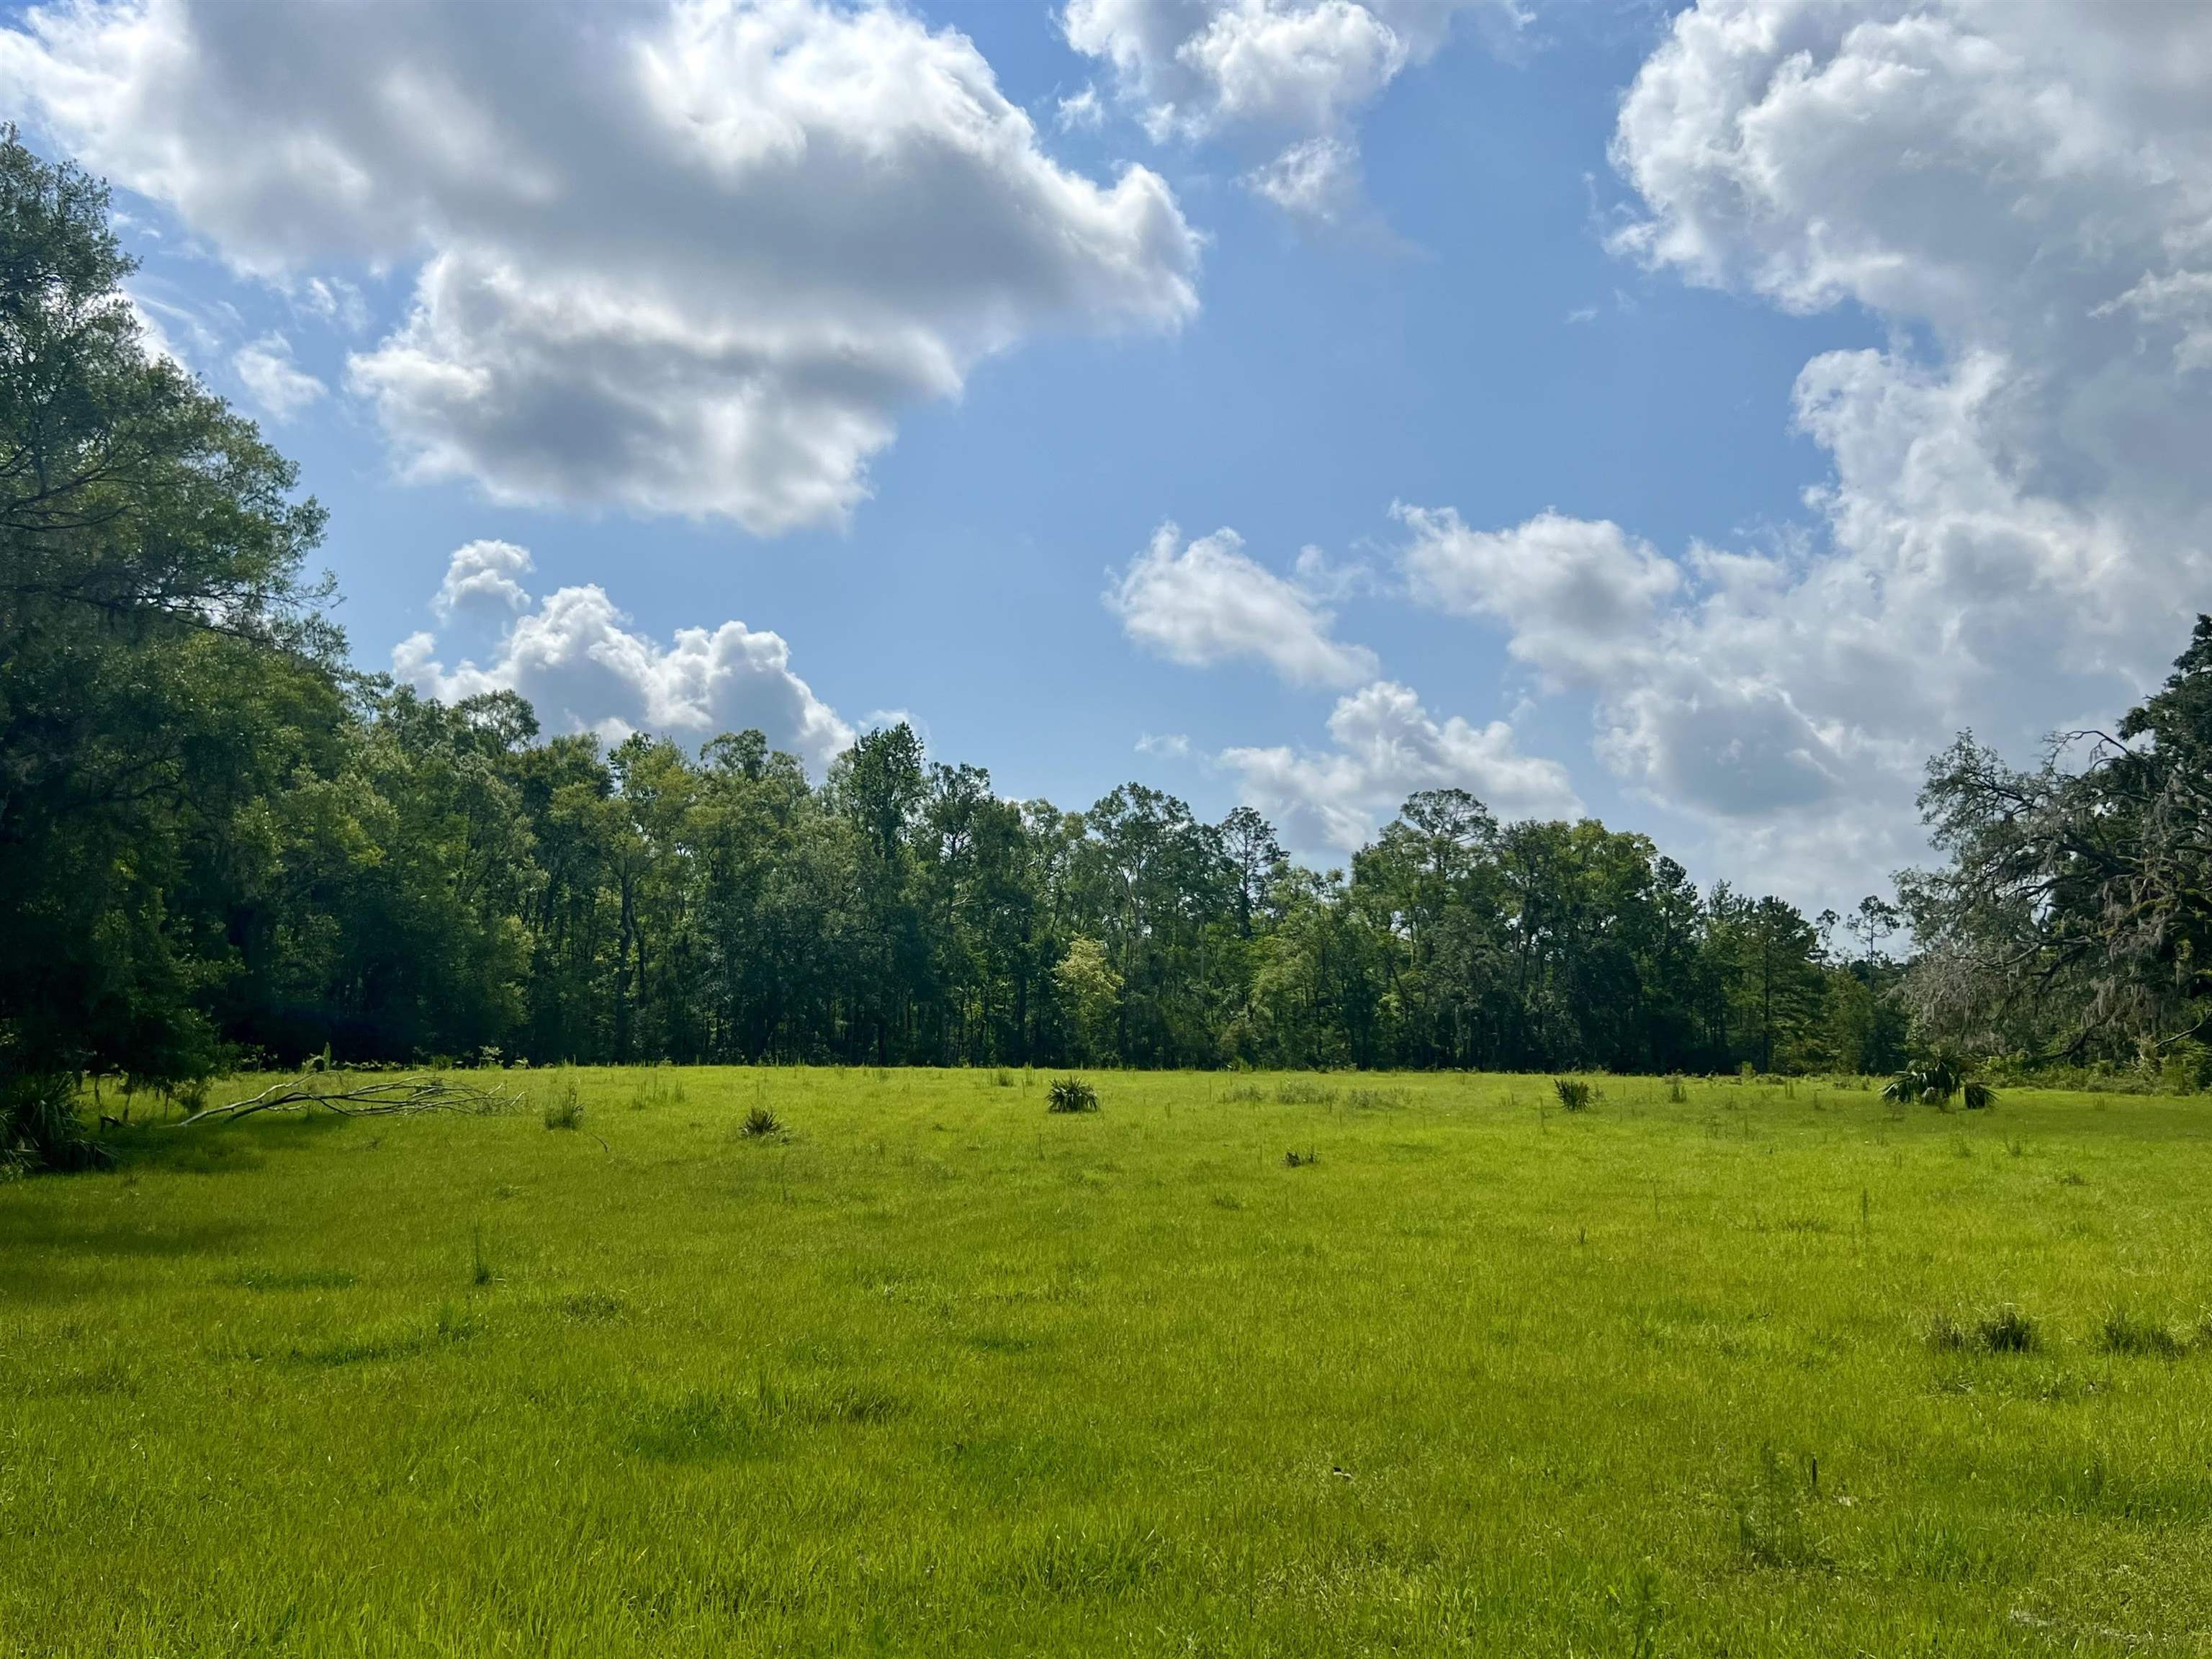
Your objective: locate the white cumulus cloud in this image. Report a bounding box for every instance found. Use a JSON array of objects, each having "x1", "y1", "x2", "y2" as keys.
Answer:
[
  {"x1": 395, "y1": 541, "x2": 852, "y2": 768},
  {"x1": 1108, "y1": 521, "x2": 1378, "y2": 687},
  {"x1": 1405, "y1": 0, "x2": 2212, "y2": 907},
  {"x1": 1064, "y1": 0, "x2": 1515, "y2": 218},
  {"x1": 430, "y1": 538, "x2": 534, "y2": 624},
  {"x1": 2, "y1": 0, "x2": 1202, "y2": 533},
  {"x1": 1221, "y1": 679, "x2": 1578, "y2": 858}
]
